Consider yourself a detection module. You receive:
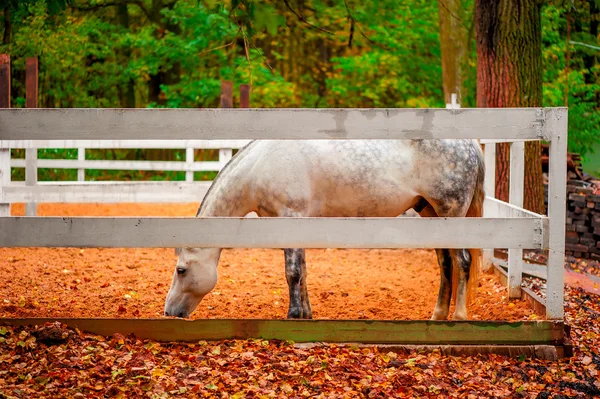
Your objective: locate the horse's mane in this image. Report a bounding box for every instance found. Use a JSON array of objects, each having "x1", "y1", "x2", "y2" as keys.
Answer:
[{"x1": 196, "y1": 140, "x2": 256, "y2": 216}]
